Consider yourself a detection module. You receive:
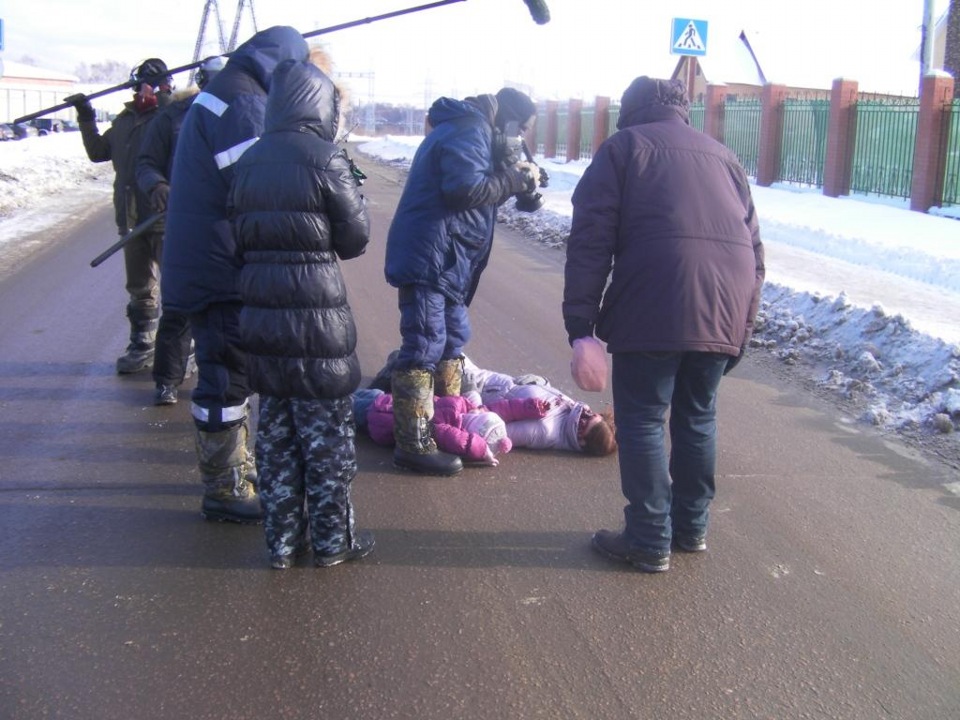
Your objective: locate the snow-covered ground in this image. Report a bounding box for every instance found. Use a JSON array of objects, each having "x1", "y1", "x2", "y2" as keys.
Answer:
[{"x1": 1, "y1": 130, "x2": 959, "y2": 463}]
